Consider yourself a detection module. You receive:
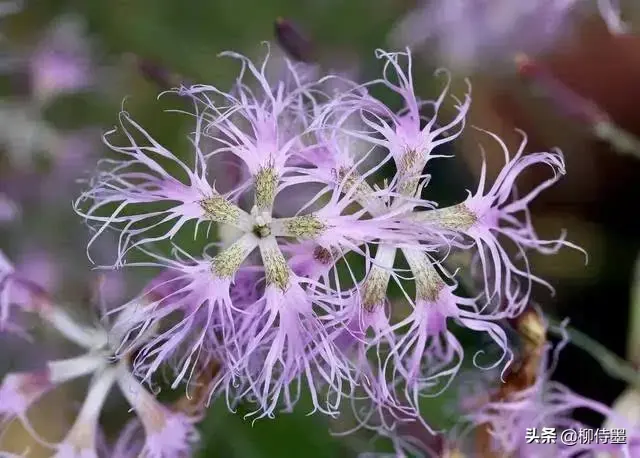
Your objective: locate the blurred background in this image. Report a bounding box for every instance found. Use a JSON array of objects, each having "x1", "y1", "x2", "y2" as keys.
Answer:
[{"x1": 1, "y1": 1, "x2": 639, "y2": 456}]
